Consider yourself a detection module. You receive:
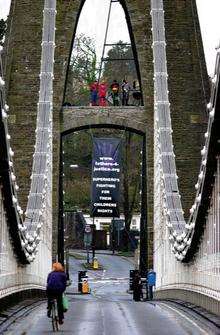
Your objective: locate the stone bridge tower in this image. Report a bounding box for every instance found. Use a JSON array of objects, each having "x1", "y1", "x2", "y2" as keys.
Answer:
[{"x1": 4, "y1": 0, "x2": 209, "y2": 262}]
